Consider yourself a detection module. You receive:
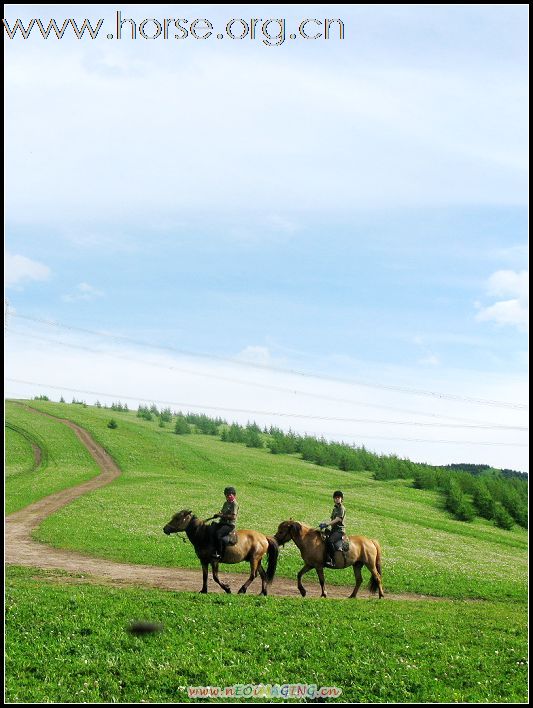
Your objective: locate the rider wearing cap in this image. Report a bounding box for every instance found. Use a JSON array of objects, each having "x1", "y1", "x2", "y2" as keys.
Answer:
[
  {"x1": 319, "y1": 491, "x2": 346, "y2": 568},
  {"x1": 211, "y1": 486, "x2": 239, "y2": 559}
]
